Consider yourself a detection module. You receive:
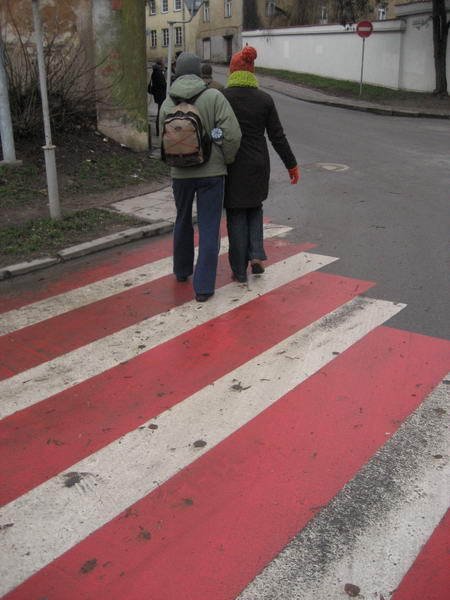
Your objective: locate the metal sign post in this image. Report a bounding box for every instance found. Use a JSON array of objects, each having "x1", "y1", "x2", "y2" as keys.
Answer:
[
  {"x1": 0, "y1": 35, "x2": 21, "y2": 165},
  {"x1": 359, "y1": 36, "x2": 366, "y2": 97},
  {"x1": 356, "y1": 21, "x2": 373, "y2": 97}
]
